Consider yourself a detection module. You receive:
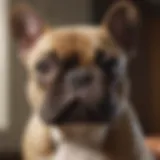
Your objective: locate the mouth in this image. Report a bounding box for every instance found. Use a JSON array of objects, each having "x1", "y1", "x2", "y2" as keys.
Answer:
[{"x1": 44, "y1": 95, "x2": 116, "y2": 125}]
